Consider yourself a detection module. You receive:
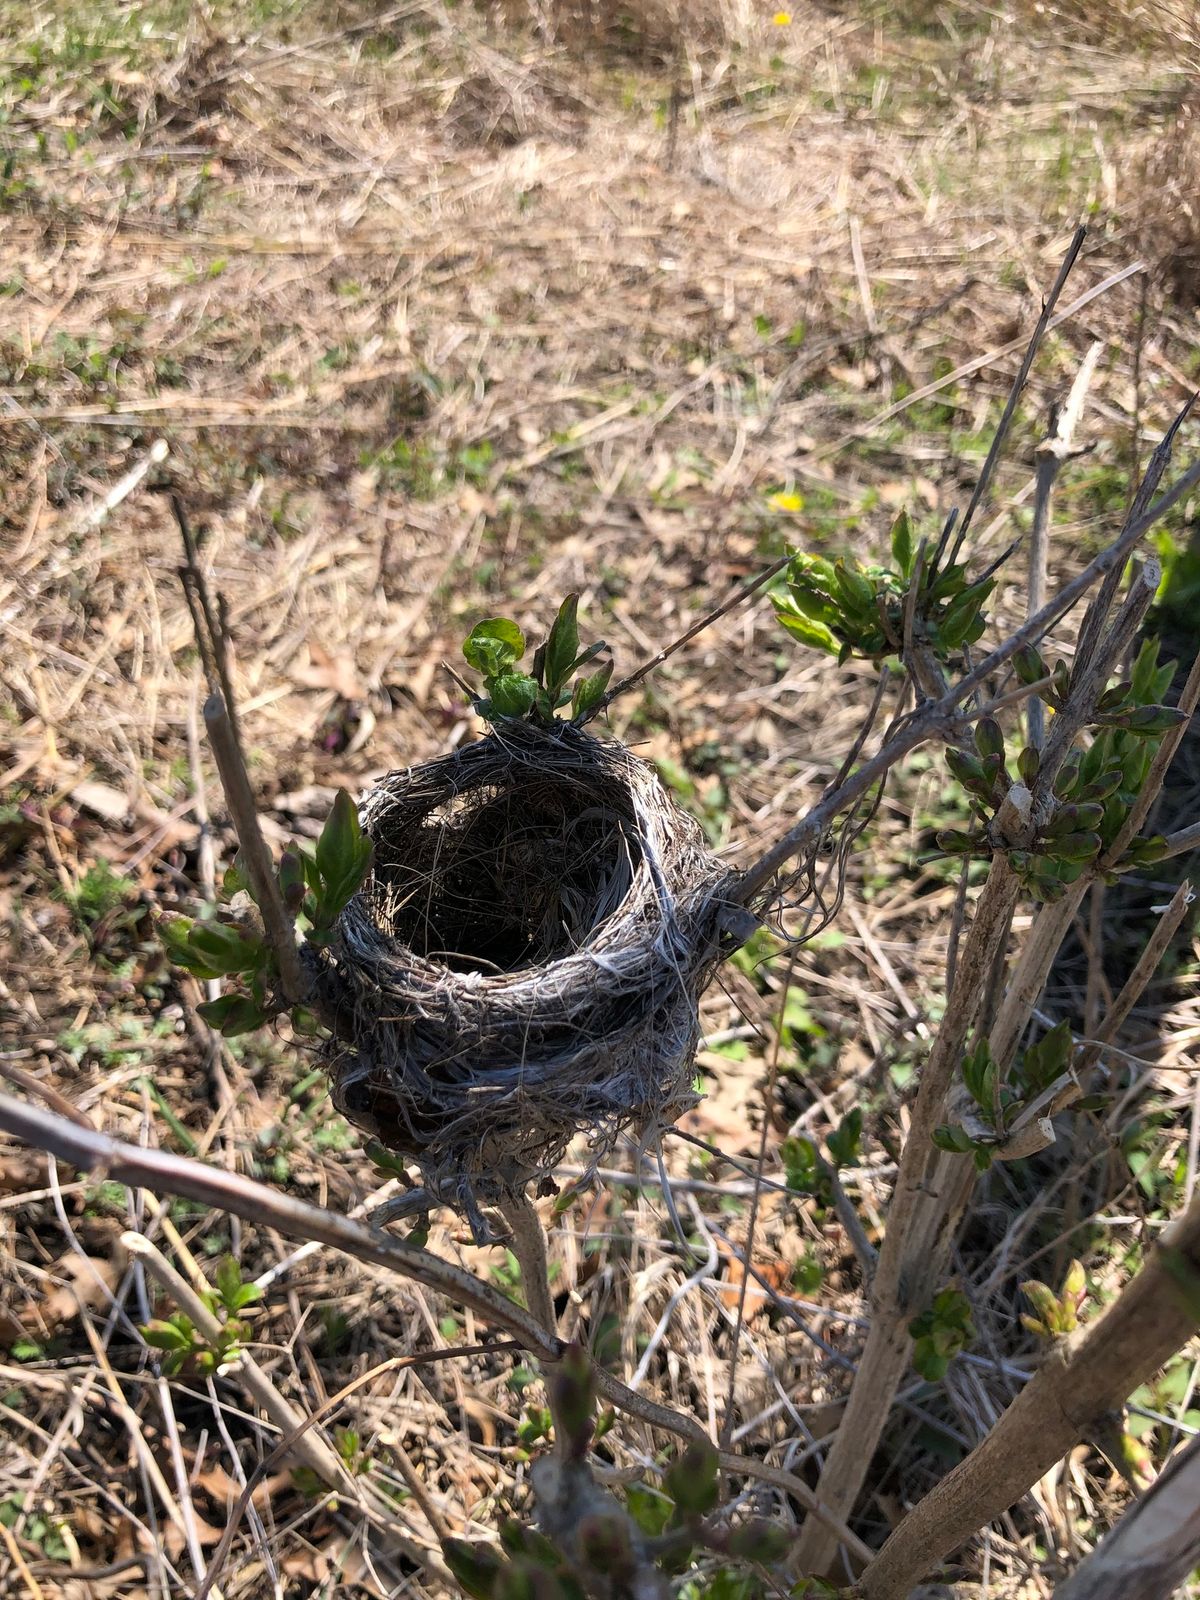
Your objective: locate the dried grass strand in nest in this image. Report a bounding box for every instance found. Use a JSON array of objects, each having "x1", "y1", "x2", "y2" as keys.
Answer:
[{"x1": 321, "y1": 721, "x2": 739, "y2": 1239}]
